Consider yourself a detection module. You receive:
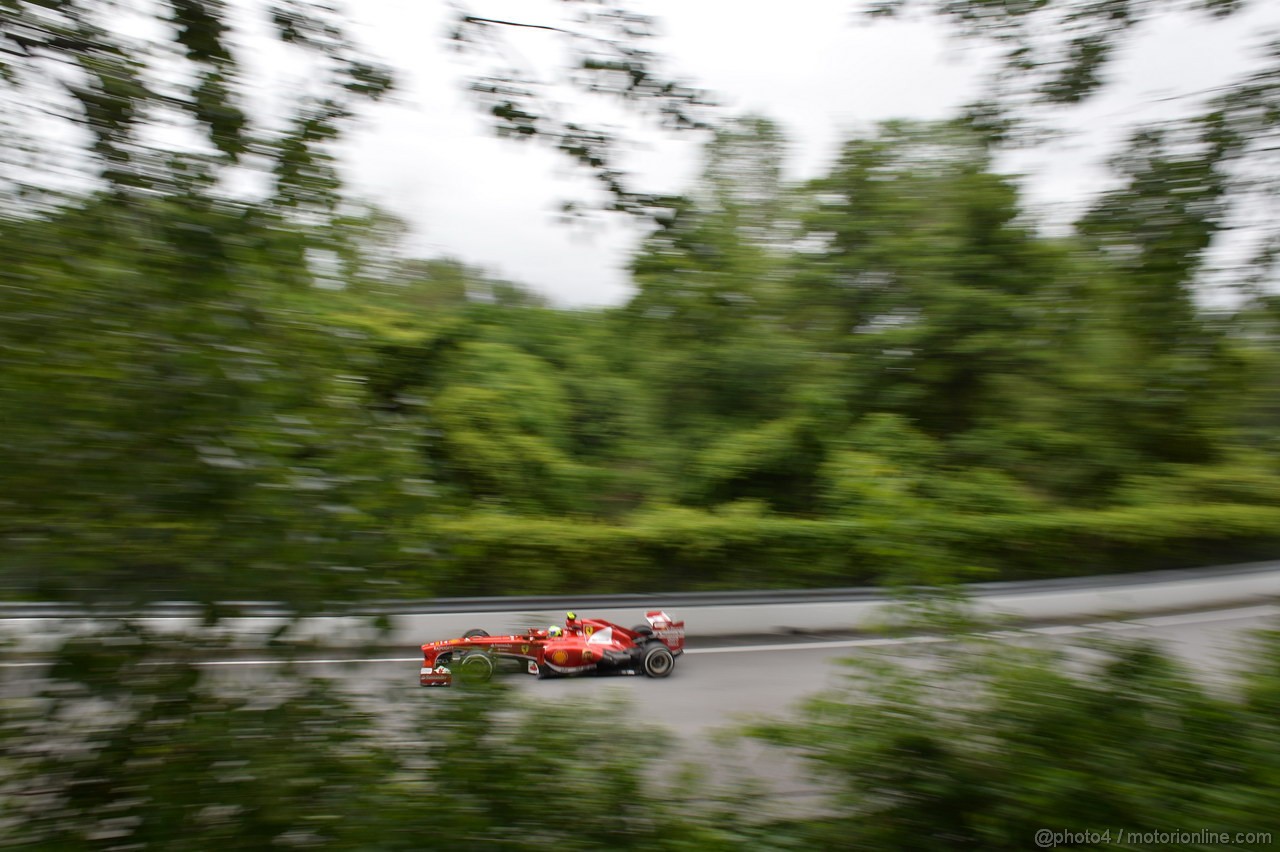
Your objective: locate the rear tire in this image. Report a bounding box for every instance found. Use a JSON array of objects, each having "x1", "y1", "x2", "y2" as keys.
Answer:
[
  {"x1": 630, "y1": 624, "x2": 653, "y2": 637},
  {"x1": 639, "y1": 642, "x2": 675, "y2": 678}
]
